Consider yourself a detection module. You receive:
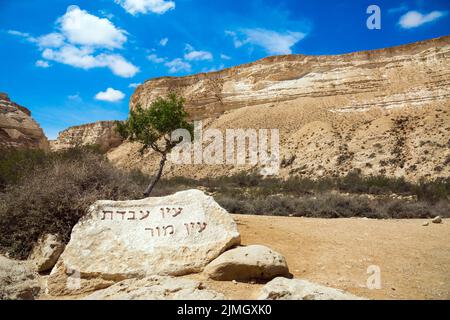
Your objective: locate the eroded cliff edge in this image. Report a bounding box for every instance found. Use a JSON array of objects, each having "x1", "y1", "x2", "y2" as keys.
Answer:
[
  {"x1": 0, "y1": 93, "x2": 49, "y2": 150},
  {"x1": 110, "y1": 36, "x2": 450, "y2": 182}
]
